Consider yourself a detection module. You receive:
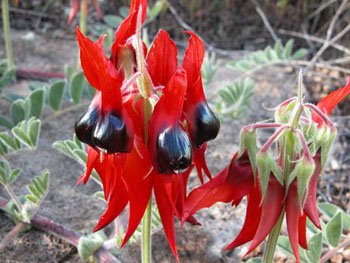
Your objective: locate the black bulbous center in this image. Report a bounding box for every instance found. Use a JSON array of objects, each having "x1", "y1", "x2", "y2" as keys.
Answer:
[
  {"x1": 92, "y1": 111, "x2": 132, "y2": 153},
  {"x1": 75, "y1": 106, "x2": 100, "y2": 146},
  {"x1": 156, "y1": 126, "x2": 193, "y2": 174},
  {"x1": 194, "y1": 102, "x2": 220, "y2": 147}
]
